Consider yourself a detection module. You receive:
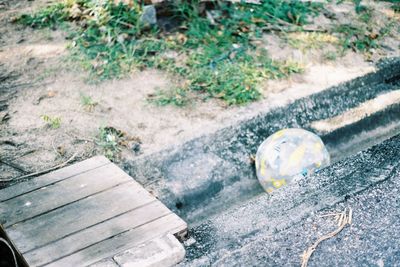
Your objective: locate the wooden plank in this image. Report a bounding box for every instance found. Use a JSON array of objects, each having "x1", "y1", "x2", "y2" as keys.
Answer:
[
  {"x1": 0, "y1": 156, "x2": 110, "y2": 202},
  {"x1": 6, "y1": 182, "x2": 155, "y2": 253},
  {"x1": 0, "y1": 224, "x2": 30, "y2": 267},
  {"x1": 1, "y1": 157, "x2": 188, "y2": 267},
  {"x1": 44, "y1": 213, "x2": 187, "y2": 267},
  {"x1": 0, "y1": 164, "x2": 131, "y2": 227},
  {"x1": 24, "y1": 201, "x2": 173, "y2": 266}
]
